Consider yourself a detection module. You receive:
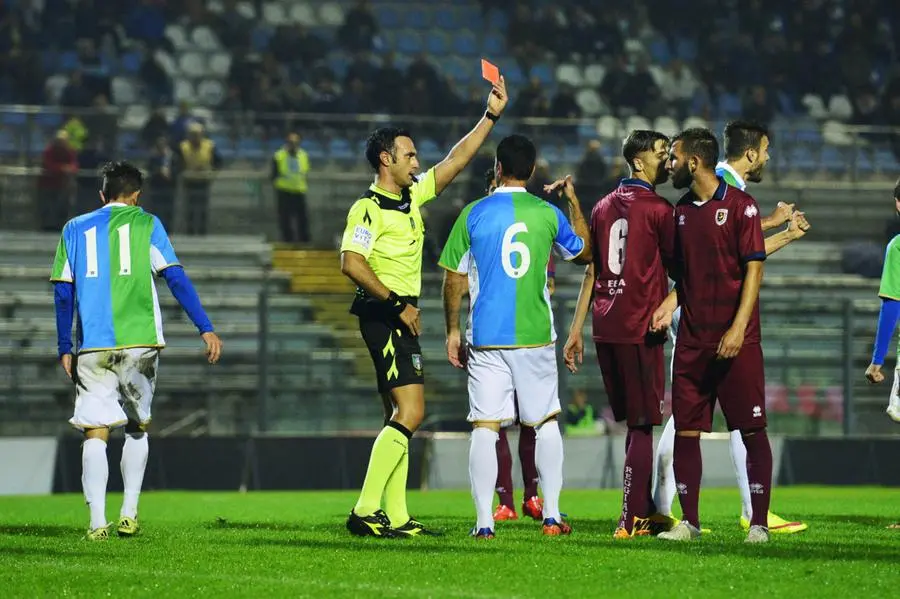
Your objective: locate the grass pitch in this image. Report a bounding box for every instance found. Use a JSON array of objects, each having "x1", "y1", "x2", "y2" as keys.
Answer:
[{"x1": 0, "y1": 487, "x2": 898, "y2": 598}]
